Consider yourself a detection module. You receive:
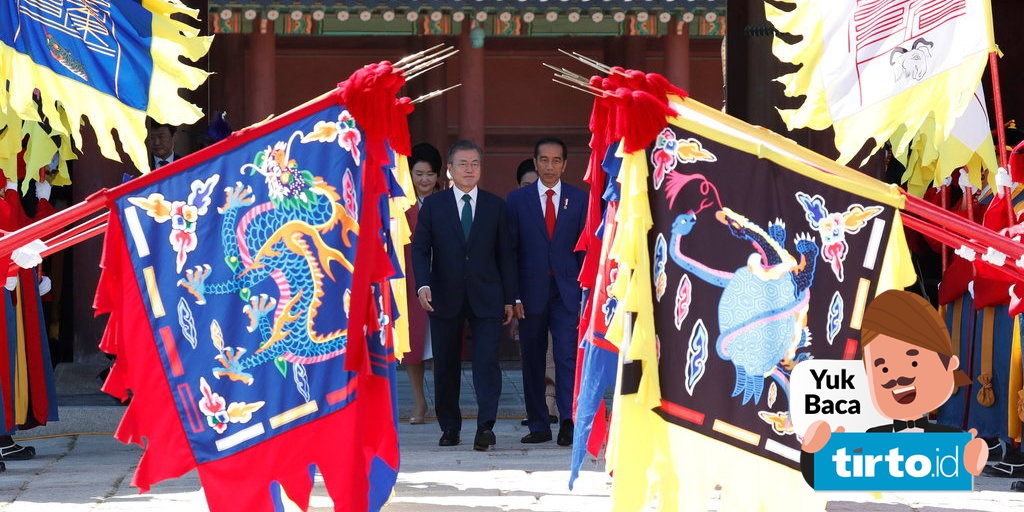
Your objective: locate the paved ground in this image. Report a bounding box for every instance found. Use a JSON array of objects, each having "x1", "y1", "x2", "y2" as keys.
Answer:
[{"x1": 2, "y1": 362, "x2": 1024, "y2": 511}]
